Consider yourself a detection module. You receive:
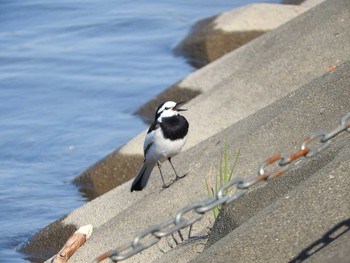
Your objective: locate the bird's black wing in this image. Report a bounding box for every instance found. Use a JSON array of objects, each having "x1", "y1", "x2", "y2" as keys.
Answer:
[
  {"x1": 144, "y1": 121, "x2": 161, "y2": 156},
  {"x1": 147, "y1": 120, "x2": 160, "y2": 133}
]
